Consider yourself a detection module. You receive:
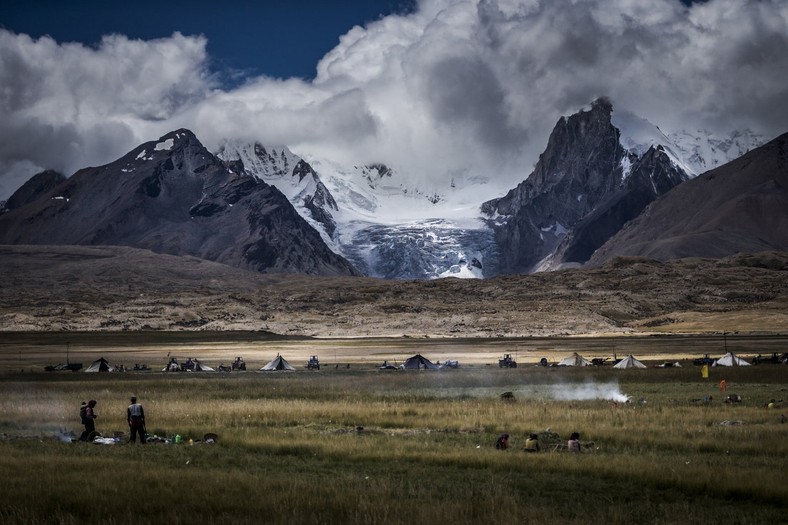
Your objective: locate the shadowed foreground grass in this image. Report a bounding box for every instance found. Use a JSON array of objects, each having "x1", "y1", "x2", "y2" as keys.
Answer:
[{"x1": 1, "y1": 366, "x2": 786, "y2": 524}]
